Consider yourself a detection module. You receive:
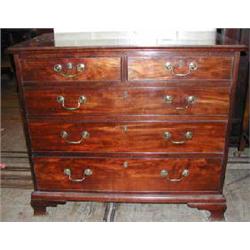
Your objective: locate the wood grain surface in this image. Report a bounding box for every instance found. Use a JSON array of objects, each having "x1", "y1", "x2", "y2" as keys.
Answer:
[
  {"x1": 128, "y1": 56, "x2": 233, "y2": 80},
  {"x1": 23, "y1": 86, "x2": 230, "y2": 116},
  {"x1": 20, "y1": 57, "x2": 121, "y2": 81},
  {"x1": 28, "y1": 121, "x2": 226, "y2": 153},
  {"x1": 34, "y1": 157, "x2": 223, "y2": 192}
]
